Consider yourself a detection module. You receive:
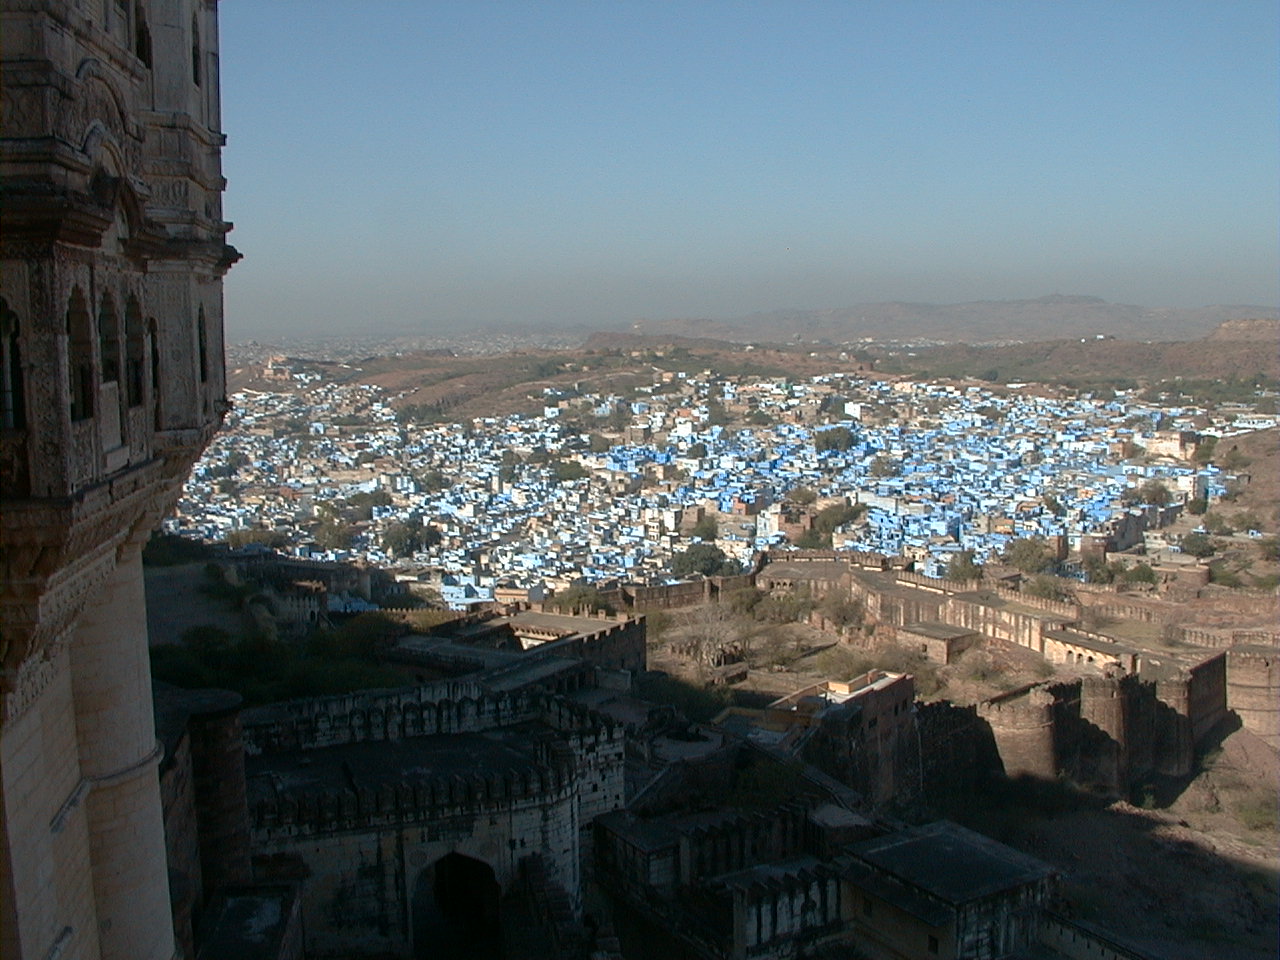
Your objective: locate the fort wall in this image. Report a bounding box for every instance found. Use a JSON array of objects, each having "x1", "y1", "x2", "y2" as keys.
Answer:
[{"x1": 974, "y1": 663, "x2": 1225, "y2": 793}]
